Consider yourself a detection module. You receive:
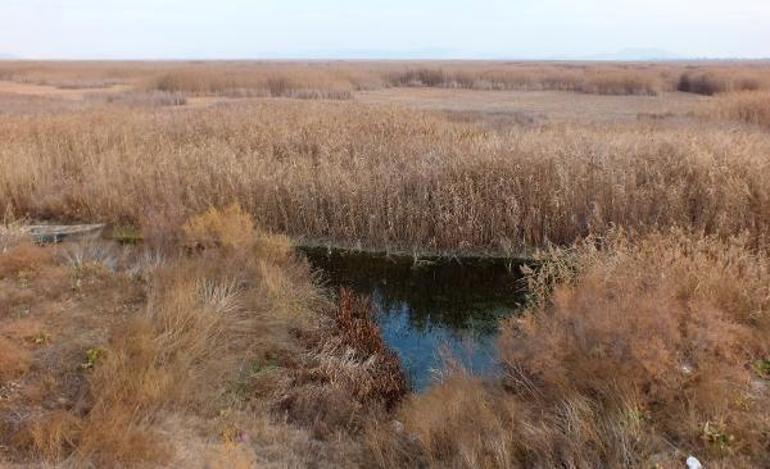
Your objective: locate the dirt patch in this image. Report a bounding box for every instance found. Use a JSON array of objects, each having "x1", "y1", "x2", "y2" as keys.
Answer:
[
  {"x1": 356, "y1": 87, "x2": 707, "y2": 125},
  {"x1": 0, "y1": 80, "x2": 131, "y2": 101}
]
